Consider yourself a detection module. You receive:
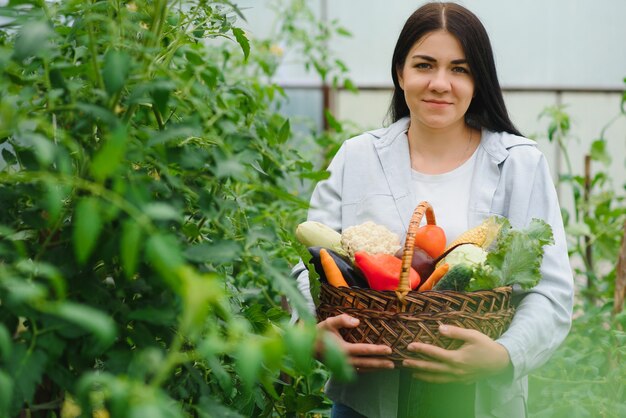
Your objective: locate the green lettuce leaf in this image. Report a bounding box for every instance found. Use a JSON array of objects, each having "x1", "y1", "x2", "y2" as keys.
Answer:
[{"x1": 468, "y1": 218, "x2": 554, "y2": 291}]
